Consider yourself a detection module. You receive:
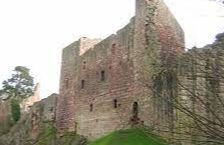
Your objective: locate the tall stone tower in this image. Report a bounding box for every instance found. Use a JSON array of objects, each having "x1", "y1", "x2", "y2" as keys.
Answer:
[{"x1": 56, "y1": 0, "x2": 184, "y2": 139}]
